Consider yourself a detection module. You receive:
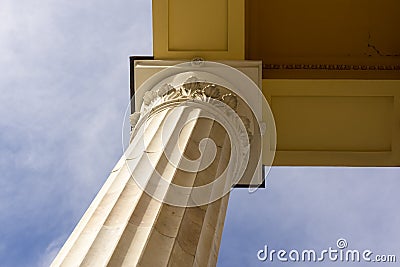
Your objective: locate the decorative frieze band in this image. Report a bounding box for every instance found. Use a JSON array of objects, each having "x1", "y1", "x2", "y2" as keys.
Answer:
[{"x1": 263, "y1": 64, "x2": 400, "y2": 71}]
